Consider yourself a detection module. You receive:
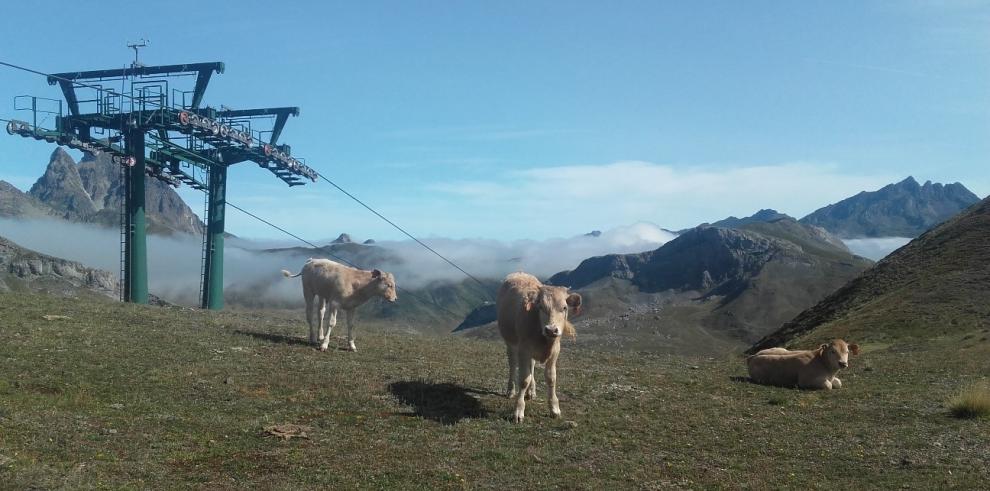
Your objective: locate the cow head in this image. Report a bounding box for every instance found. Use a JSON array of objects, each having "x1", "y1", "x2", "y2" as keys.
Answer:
[
  {"x1": 819, "y1": 339, "x2": 860, "y2": 371},
  {"x1": 525, "y1": 286, "x2": 582, "y2": 339},
  {"x1": 371, "y1": 269, "x2": 398, "y2": 302}
]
